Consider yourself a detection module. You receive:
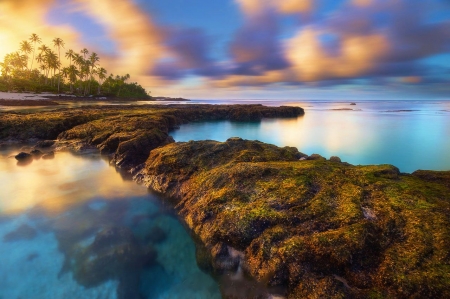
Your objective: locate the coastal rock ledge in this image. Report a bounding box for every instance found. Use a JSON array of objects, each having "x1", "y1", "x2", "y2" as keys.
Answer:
[{"x1": 137, "y1": 138, "x2": 450, "y2": 299}]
